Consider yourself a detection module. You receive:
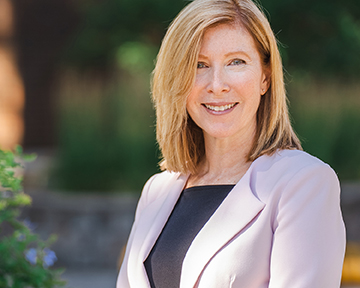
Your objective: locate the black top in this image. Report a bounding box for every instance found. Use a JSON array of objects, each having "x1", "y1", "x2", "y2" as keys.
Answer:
[{"x1": 144, "y1": 184, "x2": 235, "y2": 288}]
